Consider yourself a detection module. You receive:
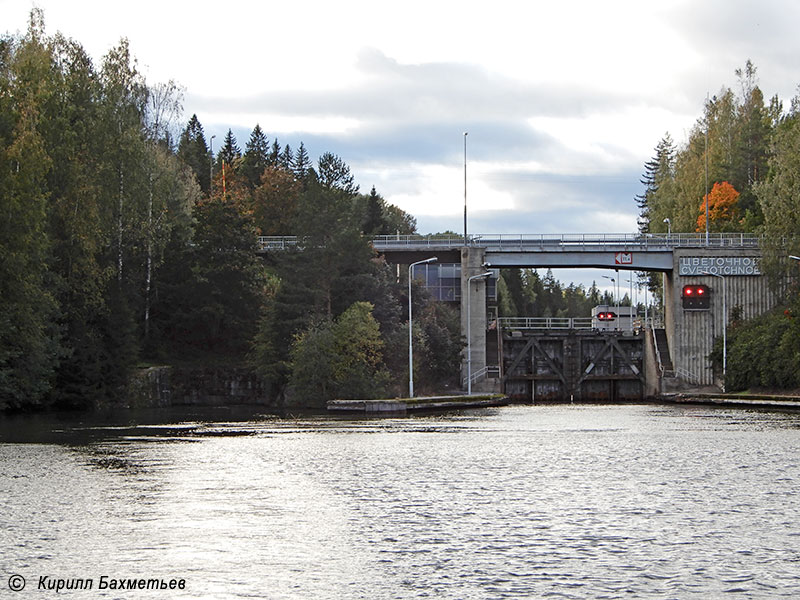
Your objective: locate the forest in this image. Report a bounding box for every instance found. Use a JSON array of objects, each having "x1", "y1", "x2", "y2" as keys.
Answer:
[
  {"x1": 4, "y1": 13, "x2": 800, "y2": 411},
  {"x1": 635, "y1": 59, "x2": 800, "y2": 391}
]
